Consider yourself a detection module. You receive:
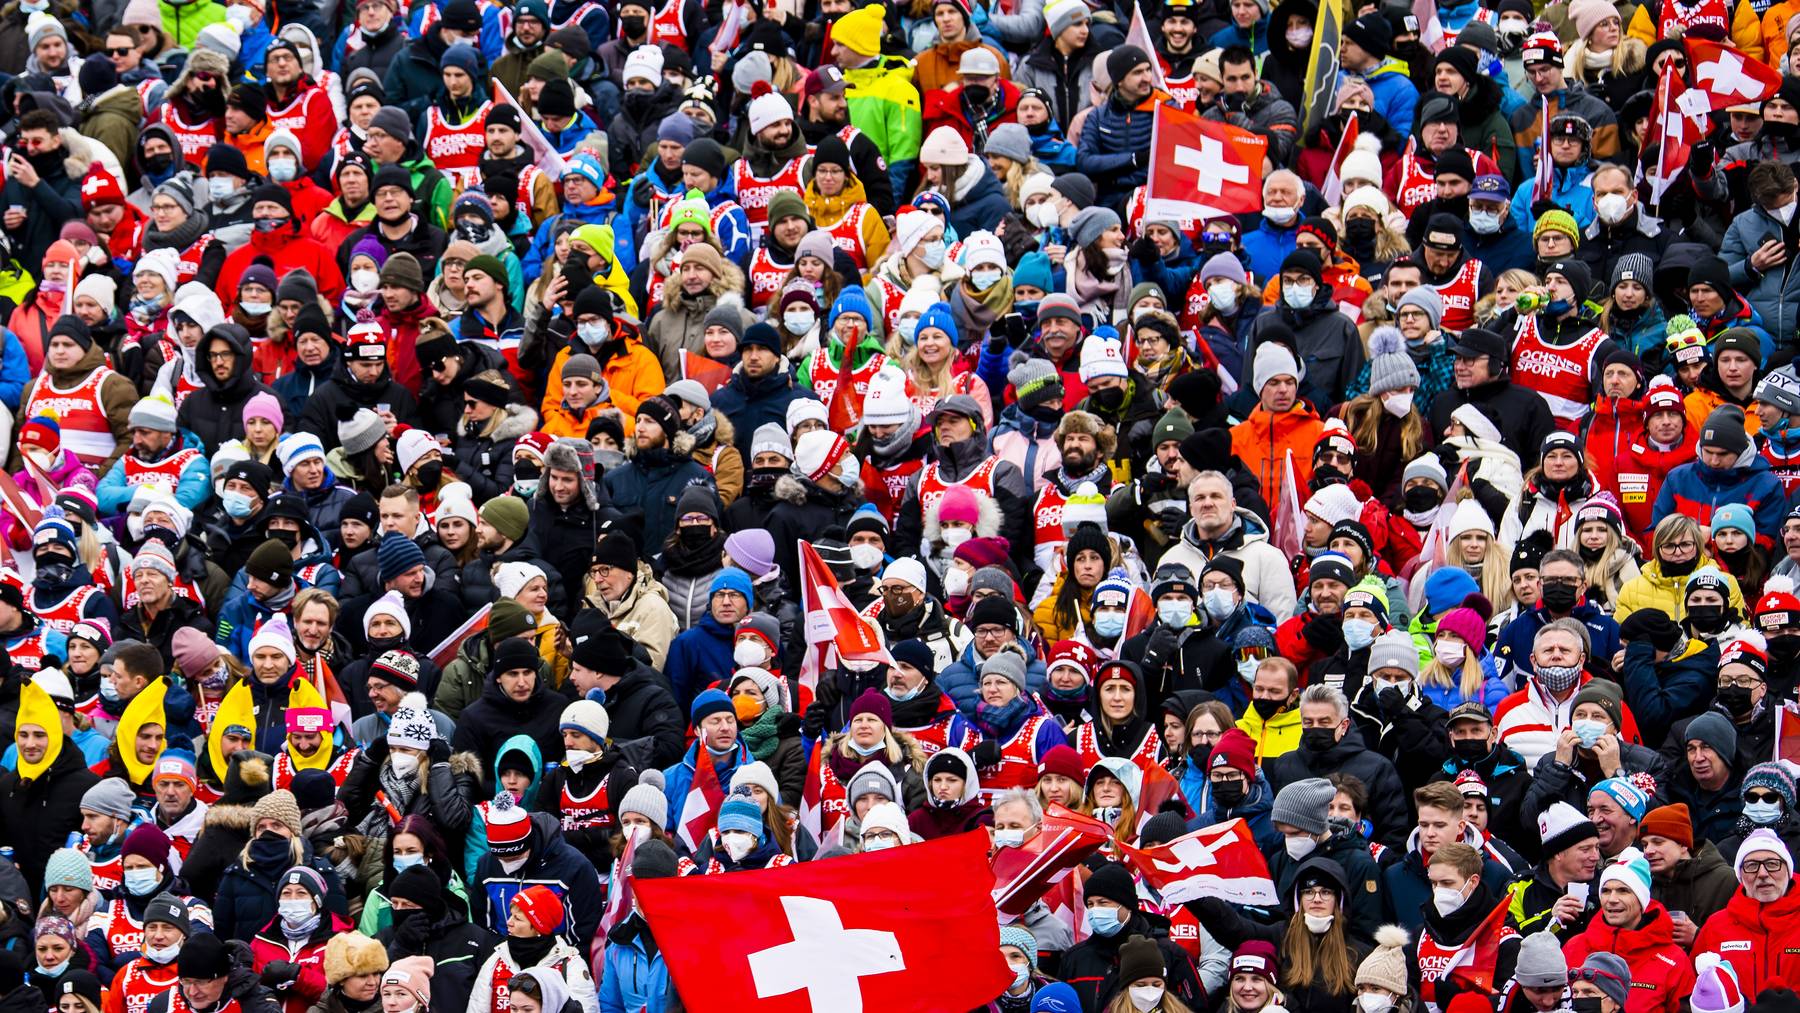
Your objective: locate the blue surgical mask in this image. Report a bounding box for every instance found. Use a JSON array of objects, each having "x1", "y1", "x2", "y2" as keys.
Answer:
[
  {"x1": 1093, "y1": 612, "x2": 1126, "y2": 639},
  {"x1": 1283, "y1": 283, "x2": 1315, "y2": 309},
  {"x1": 1545, "y1": 299, "x2": 1573, "y2": 315},
  {"x1": 897, "y1": 317, "x2": 919, "y2": 343},
  {"x1": 208, "y1": 176, "x2": 237, "y2": 201},
  {"x1": 970, "y1": 268, "x2": 1003, "y2": 290},
  {"x1": 392, "y1": 853, "x2": 425, "y2": 872},
  {"x1": 100, "y1": 678, "x2": 121, "y2": 702},
  {"x1": 1204, "y1": 588, "x2": 1235, "y2": 621},
  {"x1": 1084, "y1": 906, "x2": 1125, "y2": 936},
  {"x1": 577, "y1": 320, "x2": 610, "y2": 346},
  {"x1": 35, "y1": 959, "x2": 68, "y2": 978},
  {"x1": 221, "y1": 490, "x2": 255, "y2": 518},
  {"x1": 268, "y1": 158, "x2": 299, "y2": 183},
  {"x1": 122, "y1": 866, "x2": 161, "y2": 896},
  {"x1": 783, "y1": 309, "x2": 815, "y2": 334},
  {"x1": 1746, "y1": 801, "x2": 1784, "y2": 825},
  {"x1": 849, "y1": 739, "x2": 885, "y2": 756},
  {"x1": 1572, "y1": 719, "x2": 1607, "y2": 749},
  {"x1": 1469, "y1": 210, "x2": 1503, "y2": 235},
  {"x1": 918, "y1": 239, "x2": 946, "y2": 269},
  {"x1": 1157, "y1": 601, "x2": 1193, "y2": 628},
  {"x1": 1342, "y1": 618, "x2": 1376, "y2": 651}
]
